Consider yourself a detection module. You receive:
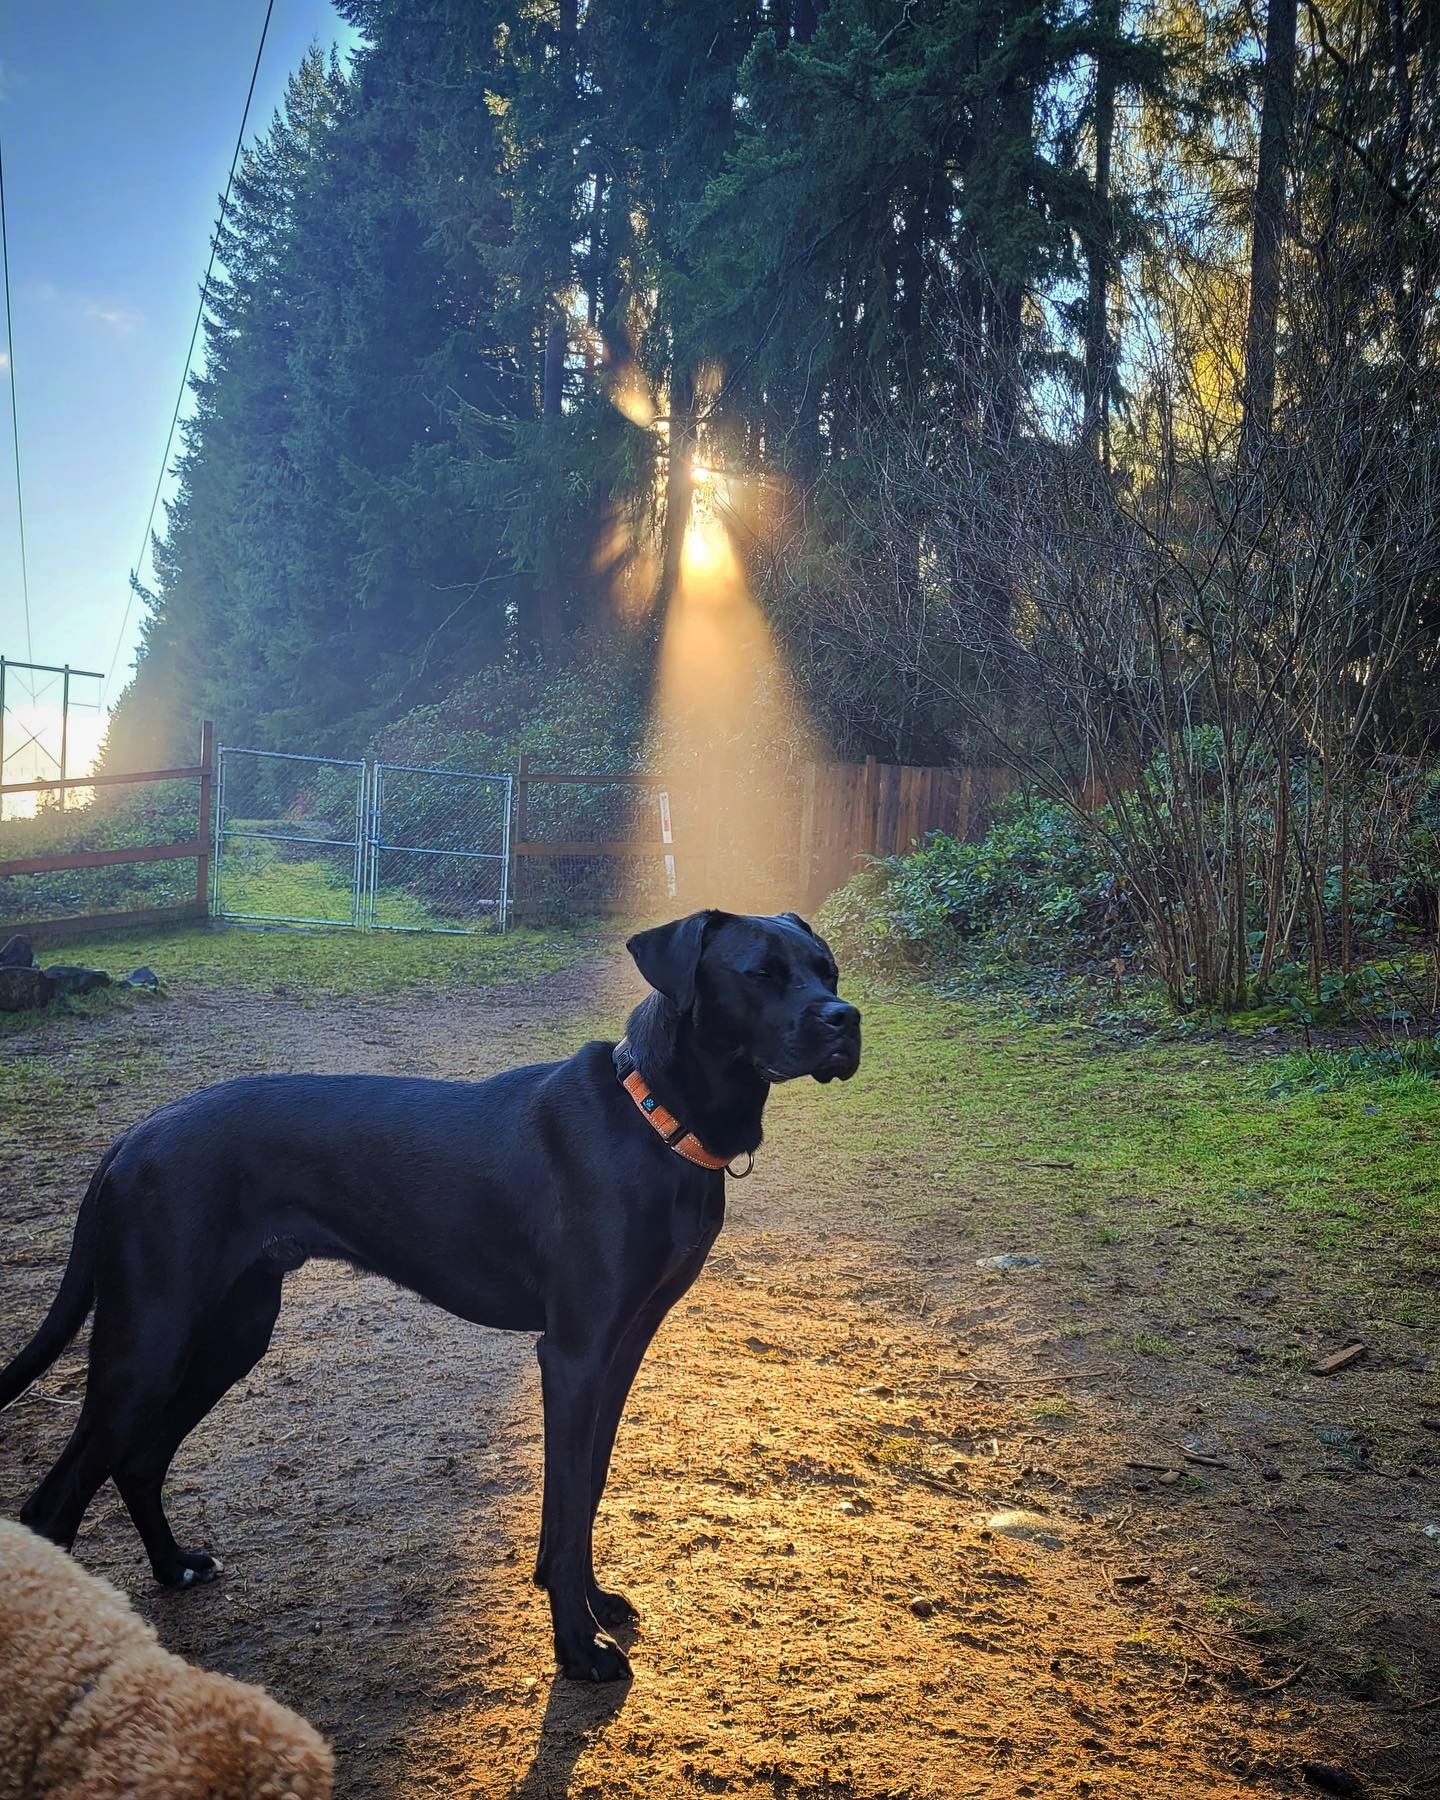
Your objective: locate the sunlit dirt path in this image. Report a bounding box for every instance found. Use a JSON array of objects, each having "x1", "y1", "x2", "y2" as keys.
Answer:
[{"x1": 0, "y1": 957, "x2": 1432, "y2": 1798}]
